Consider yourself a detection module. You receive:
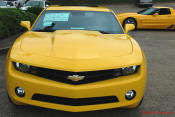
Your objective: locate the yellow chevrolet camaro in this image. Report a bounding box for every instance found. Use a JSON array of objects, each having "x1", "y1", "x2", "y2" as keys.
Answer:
[
  {"x1": 6, "y1": 5, "x2": 147, "y2": 112},
  {"x1": 118, "y1": 7, "x2": 175, "y2": 30}
]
